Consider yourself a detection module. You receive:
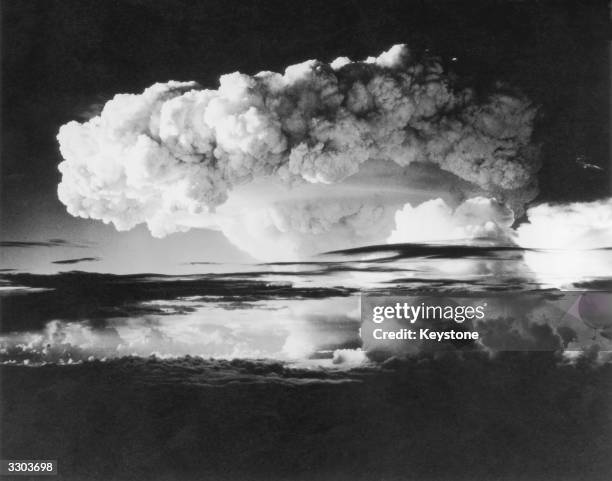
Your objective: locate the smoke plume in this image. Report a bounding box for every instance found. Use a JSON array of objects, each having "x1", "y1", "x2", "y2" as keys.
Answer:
[{"x1": 57, "y1": 45, "x2": 540, "y2": 259}]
